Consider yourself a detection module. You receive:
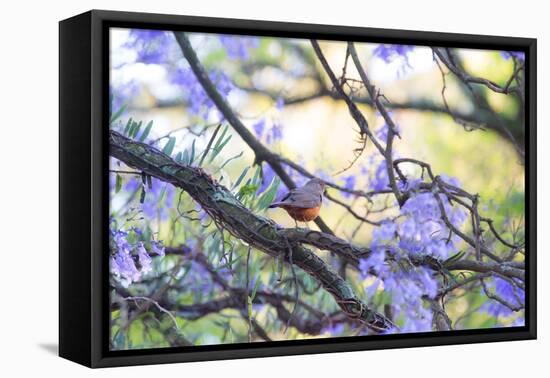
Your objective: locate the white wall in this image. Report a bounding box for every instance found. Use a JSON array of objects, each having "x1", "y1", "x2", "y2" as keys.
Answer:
[{"x1": 1, "y1": 0, "x2": 545, "y2": 376}]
